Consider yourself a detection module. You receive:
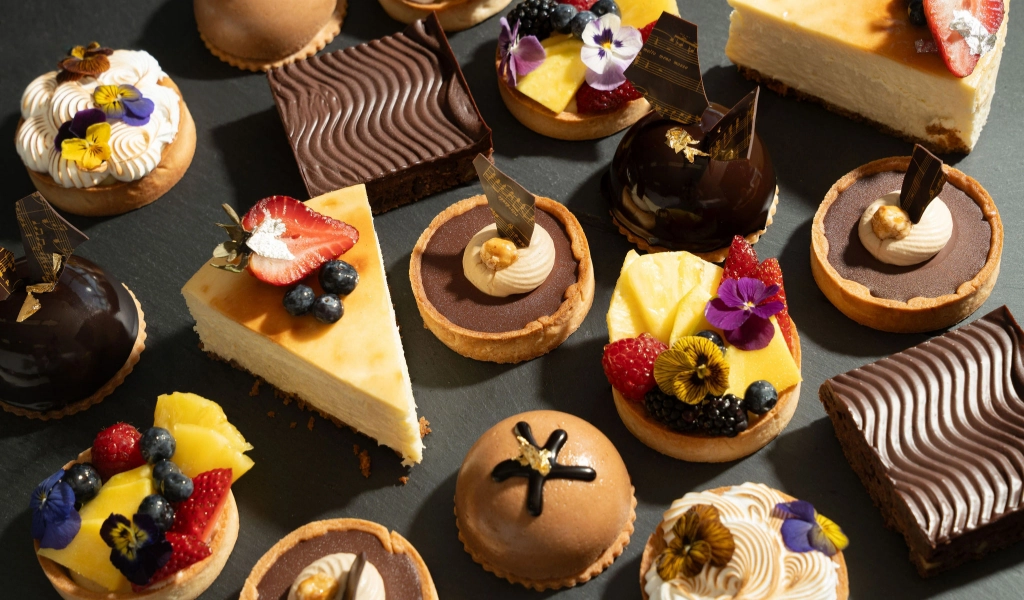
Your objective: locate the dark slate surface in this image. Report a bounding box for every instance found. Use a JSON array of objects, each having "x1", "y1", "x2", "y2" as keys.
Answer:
[{"x1": 2, "y1": 1, "x2": 1023, "y2": 598}]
